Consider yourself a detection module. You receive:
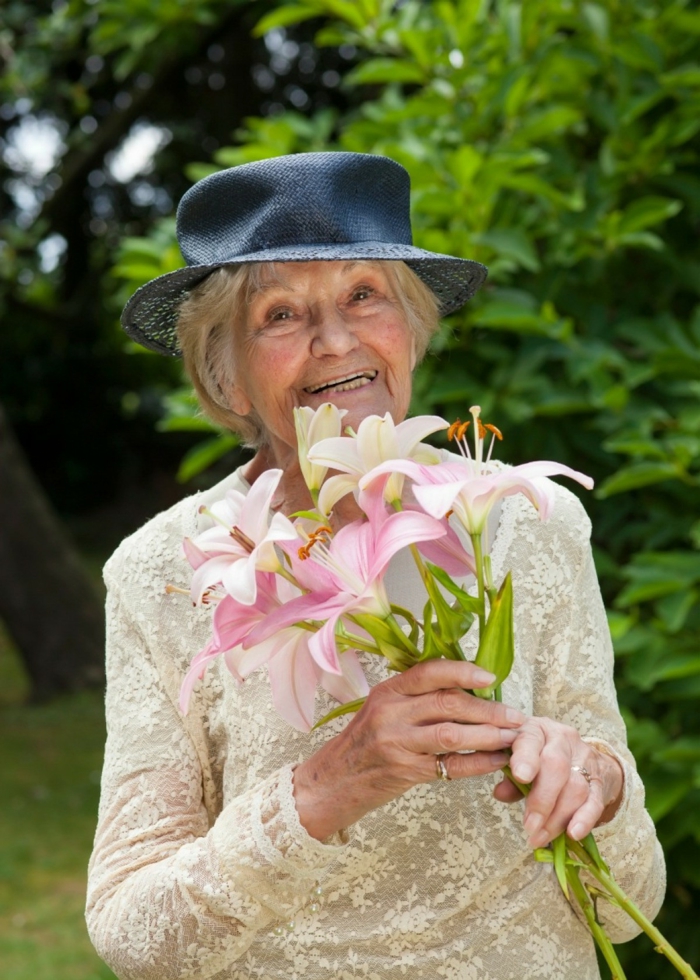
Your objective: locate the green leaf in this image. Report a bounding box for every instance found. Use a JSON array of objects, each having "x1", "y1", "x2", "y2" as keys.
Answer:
[
  {"x1": 312, "y1": 697, "x2": 367, "y2": 730},
  {"x1": 176, "y1": 435, "x2": 239, "y2": 483},
  {"x1": 618, "y1": 196, "x2": 683, "y2": 235},
  {"x1": 473, "y1": 573, "x2": 514, "y2": 698},
  {"x1": 644, "y1": 770, "x2": 694, "y2": 822},
  {"x1": 655, "y1": 589, "x2": 698, "y2": 633},
  {"x1": 157, "y1": 416, "x2": 219, "y2": 433},
  {"x1": 474, "y1": 227, "x2": 541, "y2": 272},
  {"x1": 596, "y1": 462, "x2": 682, "y2": 497},
  {"x1": 252, "y1": 5, "x2": 321, "y2": 37},
  {"x1": 345, "y1": 59, "x2": 427, "y2": 86},
  {"x1": 290, "y1": 509, "x2": 325, "y2": 521},
  {"x1": 580, "y1": 832, "x2": 609, "y2": 874},
  {"x1": 425, "y1": 562, "x2": 483, "y2": 615},
  {"x1": 653, "y1": 737, "x2": 700, "y2": 763}
]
